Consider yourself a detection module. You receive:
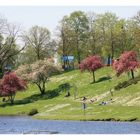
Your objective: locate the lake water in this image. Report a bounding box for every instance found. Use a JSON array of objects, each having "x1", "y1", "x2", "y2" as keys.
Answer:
[{"x1": 0, "y1": 116, "x2": 140, "y2": 134}]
